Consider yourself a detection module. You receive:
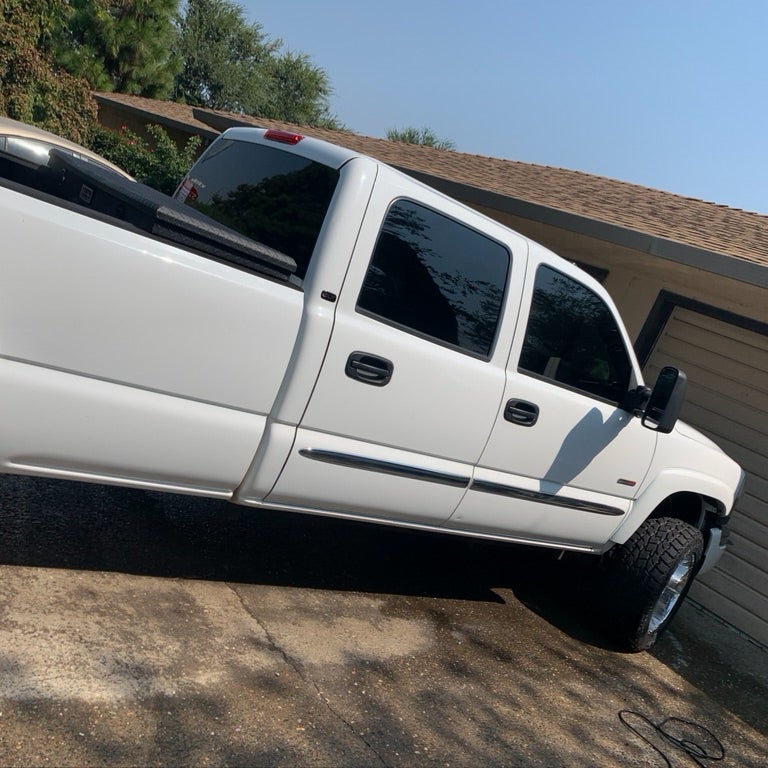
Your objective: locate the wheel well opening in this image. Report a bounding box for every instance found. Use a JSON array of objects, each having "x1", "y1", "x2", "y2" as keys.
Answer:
[{"x1": 650, "y1": 492, "x2": 704, "y2": 530}]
